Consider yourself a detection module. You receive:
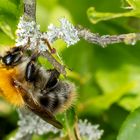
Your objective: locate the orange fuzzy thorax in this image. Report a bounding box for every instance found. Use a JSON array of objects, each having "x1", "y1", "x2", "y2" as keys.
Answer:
[{"x1": 0, "y1": 68, "x2": 24, "y2": 106}]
